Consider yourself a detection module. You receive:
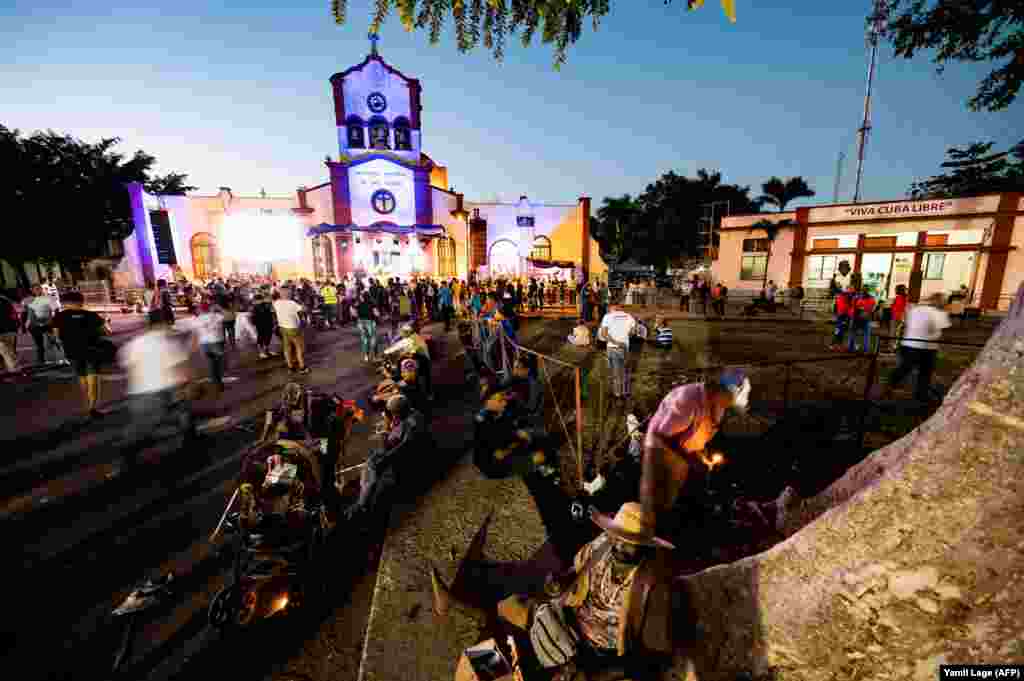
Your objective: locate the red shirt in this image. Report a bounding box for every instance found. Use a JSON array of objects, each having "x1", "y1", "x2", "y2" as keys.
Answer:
[
  {"x1": 835, "y1": 292, "x2": 852, "y2": 315},
  {"x1": 856, "y1": 295, "x2": 876, "y2": 316},
  {"x1": 891, "y1": 294, "x2": 908, "y2": 321}
]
